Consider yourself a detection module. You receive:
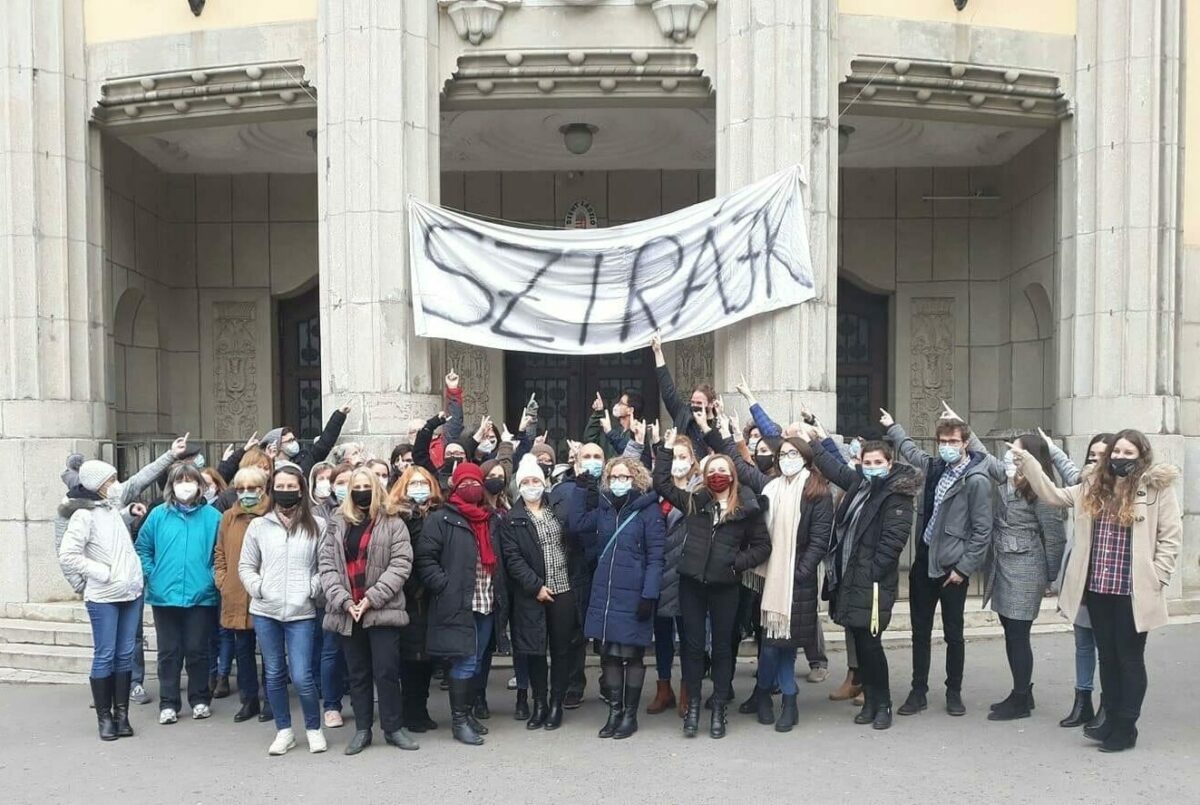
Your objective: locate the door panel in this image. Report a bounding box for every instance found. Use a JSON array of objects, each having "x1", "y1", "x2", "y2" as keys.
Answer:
[
  {"x1": 278, "y1": 288, "x2": 321, "y2": 440},
  {"x1": 836, "y1": 278, "x2": 889, "y2": 437}
]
